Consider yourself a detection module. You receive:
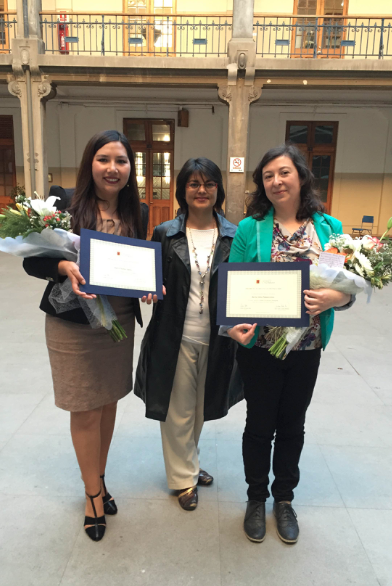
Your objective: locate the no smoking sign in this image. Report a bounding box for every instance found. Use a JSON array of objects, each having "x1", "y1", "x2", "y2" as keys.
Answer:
[{"x1": 230, "y1": 157, "x2": 245, "y2": 173}]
